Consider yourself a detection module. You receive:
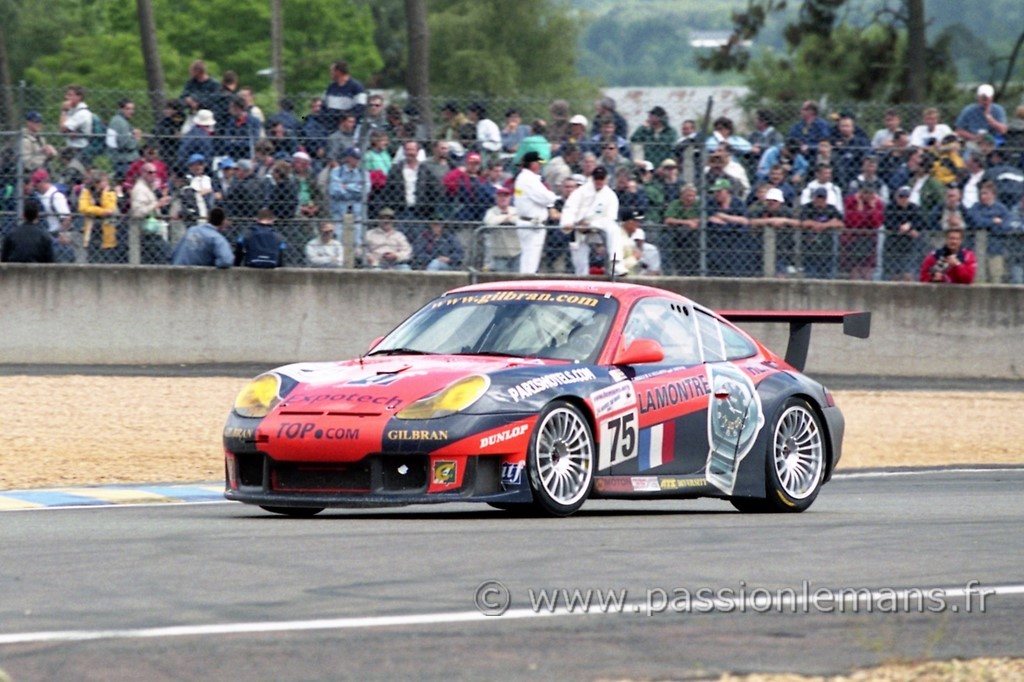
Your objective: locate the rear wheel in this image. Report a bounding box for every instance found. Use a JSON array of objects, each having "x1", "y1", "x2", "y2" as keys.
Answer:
[
  {"x1": 259, "y1": 506, "x2": 325, "y2": 517},
  {"x1": 526, "y1": 401, "x2": 595, "y2": 517},
  {"x1": 731, "y1": 397, "x2": 826, "y2": 513}
]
